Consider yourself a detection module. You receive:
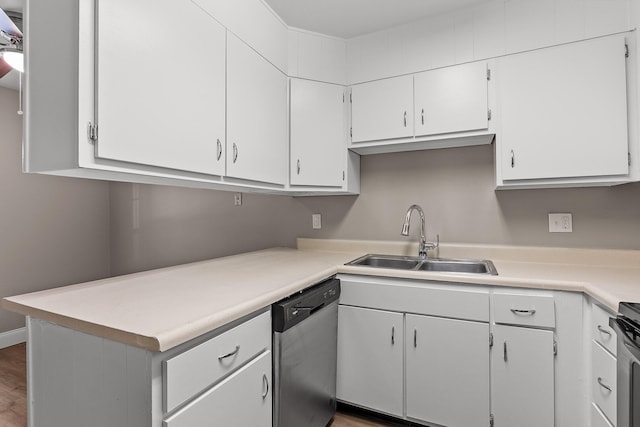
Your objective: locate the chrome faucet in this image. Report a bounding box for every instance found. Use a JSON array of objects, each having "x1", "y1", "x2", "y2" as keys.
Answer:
[{"x1": 401, "y1": 204, "x2": 439, "y2": 258}]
